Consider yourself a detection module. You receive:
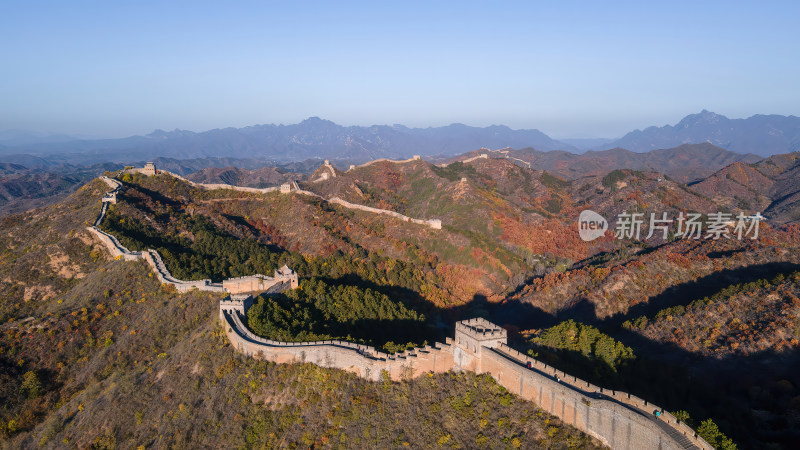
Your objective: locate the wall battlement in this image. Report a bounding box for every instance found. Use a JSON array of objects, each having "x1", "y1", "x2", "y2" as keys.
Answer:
[
  {"x1": 455, "y1": 317, "x2": 508, "y2": 340},
  {"x1": 88, "y1": 176, "x2": 292, "y2": 296},
  {"x1": 222, "y1": 266, "x2": 299, "y2": 294},
  {"x1": 346, "y1": 155, "x2": 422, "y2": 171},
  {"x1": 328, "y1": 196, "x2": 442, "y2": 229},
  {"x1": 221, "y1": 300, "x2": 712, "y2": 450}
]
